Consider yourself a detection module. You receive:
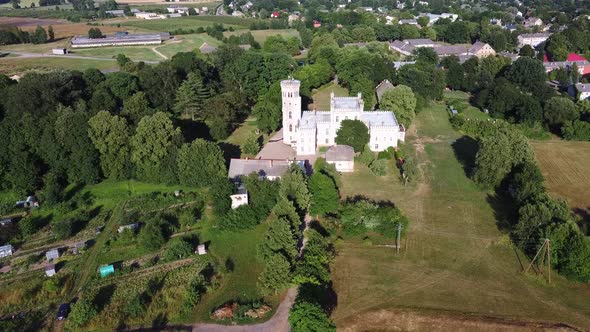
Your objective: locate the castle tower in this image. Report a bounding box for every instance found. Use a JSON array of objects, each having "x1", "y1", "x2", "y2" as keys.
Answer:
[{"x1": 281, "y1": 78, "x2": 302, "y2": 146}]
